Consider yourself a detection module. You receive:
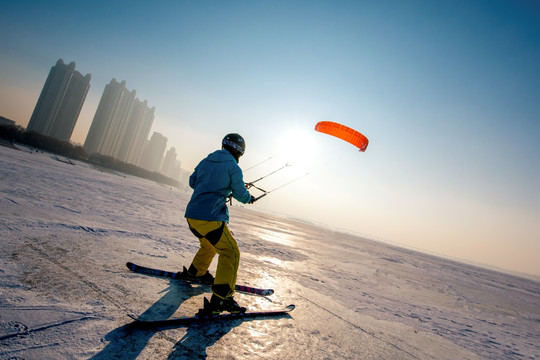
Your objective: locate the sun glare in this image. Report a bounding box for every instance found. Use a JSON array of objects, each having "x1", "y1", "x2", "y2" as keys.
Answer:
[{"x1": 275, "y1": 128, "x2": 320, "y2": 167}]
